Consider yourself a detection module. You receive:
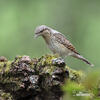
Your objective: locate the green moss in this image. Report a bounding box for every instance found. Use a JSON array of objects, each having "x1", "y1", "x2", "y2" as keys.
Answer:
[
  {"x1": 37, "y1": 54, "x2": 57, "y2": 66},
  {"x1": 36, "y1": 54, "x2": 58, "y2": 75},
  {"x1": 65, "y1": 66, "x2": 84, "y2": 82},
  {"x1": 0, "y1": 92, "x2": 12, "y2": 100},
  {"x1": 12, "y1": 56, "x2": 22, "y2": 65},
  {"x1": 0, "y1": 61, "x2": 12, "y2": 73}
]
